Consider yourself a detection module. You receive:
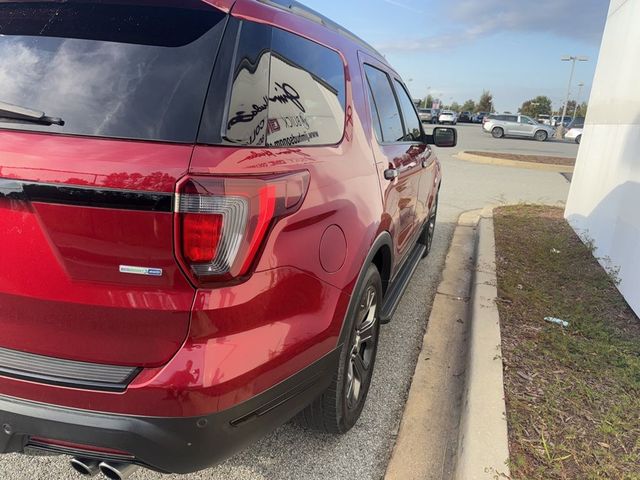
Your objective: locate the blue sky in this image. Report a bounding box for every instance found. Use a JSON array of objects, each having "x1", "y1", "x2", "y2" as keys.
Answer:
[{"x1": 302, "y1": 0, "x2": 610, "y2": 112}]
